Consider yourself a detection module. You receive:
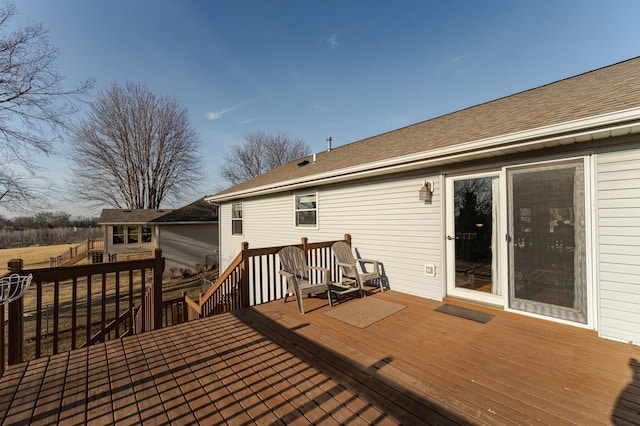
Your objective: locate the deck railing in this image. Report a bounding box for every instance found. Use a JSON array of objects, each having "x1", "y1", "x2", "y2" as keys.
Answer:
[
  {"x1": 49, "y1": 238, "x2": 104, "y2": 267},
  {"x1": 192, "y1": 234, "x2": 351, "y2": 320},
  {"x1": 1, "y1": 249, "x2": 164, "y2": 376},
  {"x1": 1, "y1": 235, "x2": 350, "y2": 376}
]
